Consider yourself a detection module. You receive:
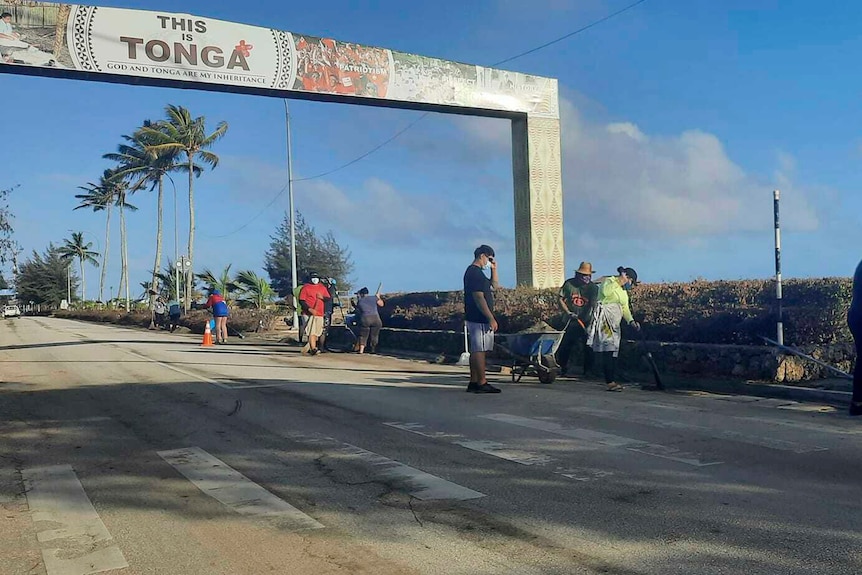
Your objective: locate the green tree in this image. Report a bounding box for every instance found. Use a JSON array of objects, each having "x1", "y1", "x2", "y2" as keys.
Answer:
[
  {"x1": 0, "y1": 274, "x2": 8, "y2": 290},
  {"x1": 105, "y1": 124, "x2": 190, "y2": 313},
  {"x1": 142, "y1": 105, "x2": 228, "y2": 311},
  {"x1": 74, "y1": 171, "x2": 116, "y2": 303},
  {"x1": 235, "y1": 270, "x2": 276, "y2": 309},
  {"x1": 17, "y1": 244, "x2": 78, "y2": 306},
  {"x1": 153, "y1": 259, "x2": 181, "y2": 302},
  {"x1": 109, "y1": 173, "x2": 137, "y2": 311},
  {"x1": 0, "y1": 185, "x2": 20, "y2": 270},
  {"x1": 196, "y1": 265, "x2": 239, "y2": 302},
  {"x1": 58, "y1": 232, "x2": 100, "y2": 302},
  {"x1": 265, "y1": 211, "x2": 354, "y2": 297}
]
